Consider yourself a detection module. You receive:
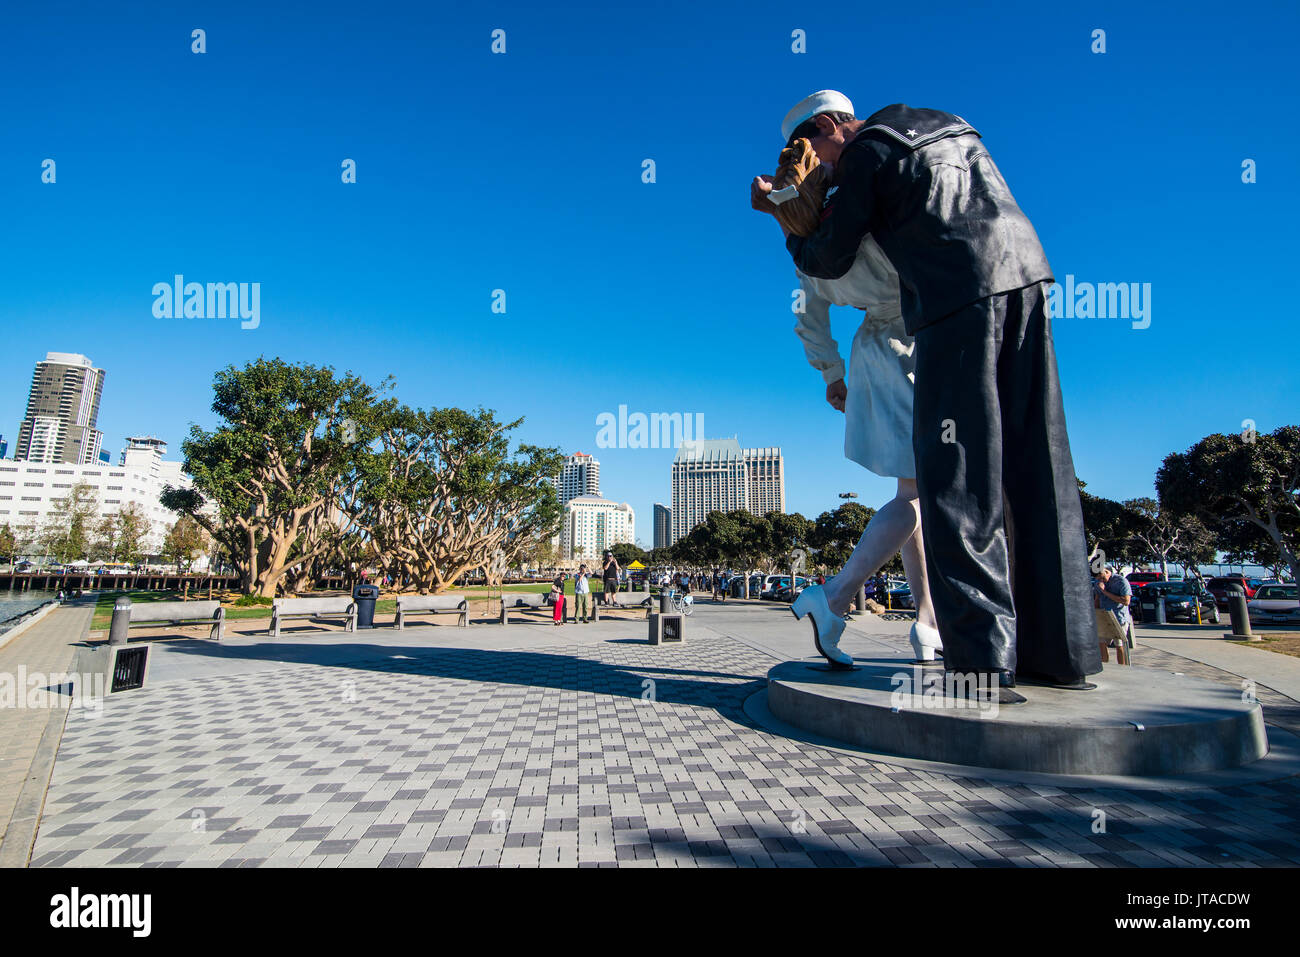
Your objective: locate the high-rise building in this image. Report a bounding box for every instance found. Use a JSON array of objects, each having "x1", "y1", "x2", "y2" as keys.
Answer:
[
  {"x1": 744, "y1": 447, "x2": 786, "y2": 517},
  {"x1": 15, "y1": 352, "x2": 106, "y2": 465},
  {"x1": 0, "y1": 434, "x2": 7, "y2": 459},
  {"x1": 553, "y1": 452, "x2": 600, "y2": 505},
  {"x1": 559, "y1": 496, "x2": 634, "y2": 561},
  {"x1": 653, "y1": 503, "x2": 671, "y2": 550},
  {"x1": 670, "y1": 438, "x2": 786, "y2": 544}
]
